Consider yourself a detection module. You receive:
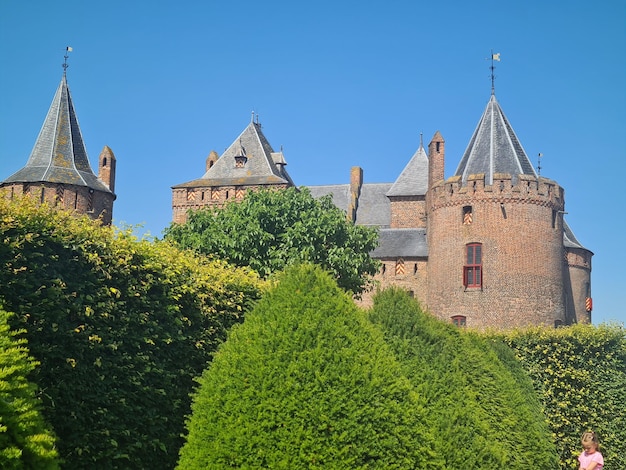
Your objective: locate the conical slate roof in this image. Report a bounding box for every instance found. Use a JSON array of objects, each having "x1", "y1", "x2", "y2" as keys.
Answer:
[
  {"x1": 173, "y1": 120, "x2": 293, "y2": 188},
  {"x1": 2, "y1": 74, "x2": 111, "y2": 193},
  {"x1": 455, "y1": 94, "x2": 536, "y2": 185},
  {"x1": 386, "y1": 142, "x2": 429, "y2": 197}
]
